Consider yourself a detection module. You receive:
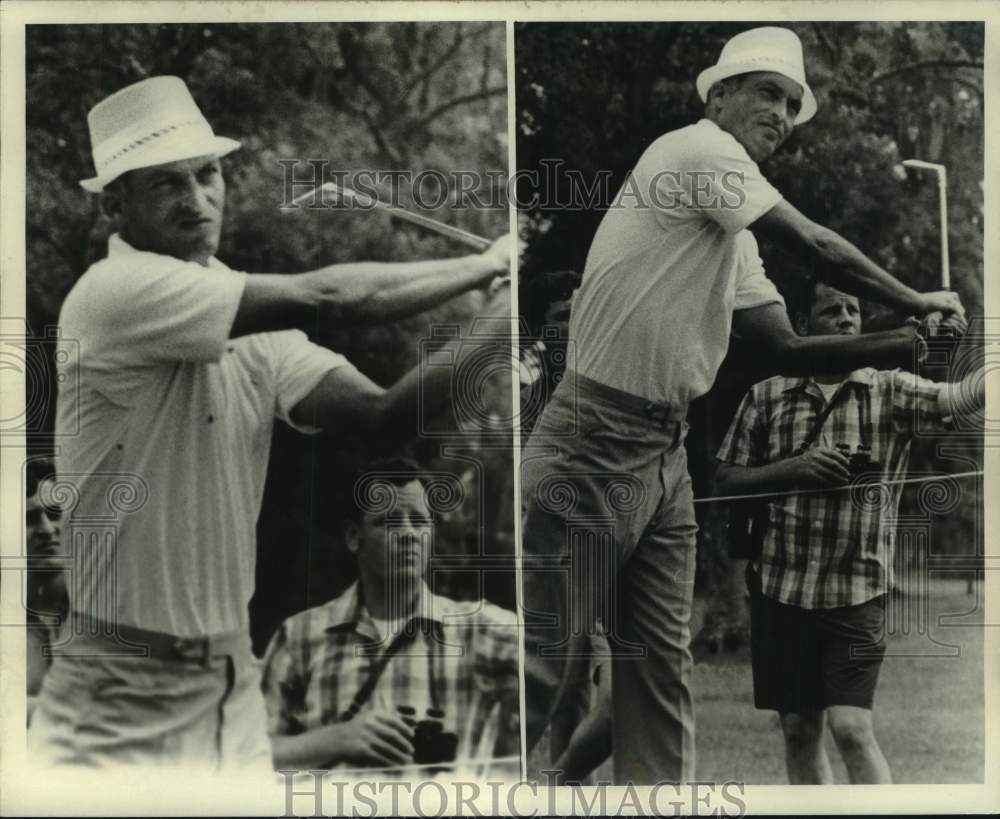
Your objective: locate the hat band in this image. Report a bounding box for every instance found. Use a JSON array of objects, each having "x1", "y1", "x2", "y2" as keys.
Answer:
[{"x1": 93, "y1": 119, "x2": 210, "y2": 172}]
